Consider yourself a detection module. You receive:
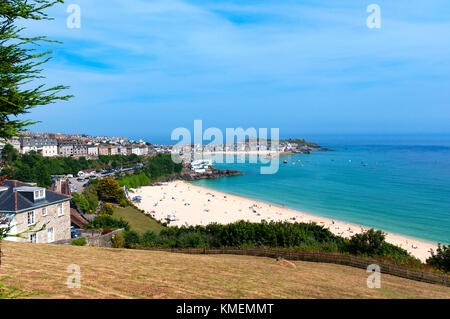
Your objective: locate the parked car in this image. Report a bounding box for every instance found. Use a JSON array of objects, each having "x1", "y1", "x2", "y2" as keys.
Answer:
[{"x1": 71, "y1": 227, "x2": 82, "y2": 238}]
